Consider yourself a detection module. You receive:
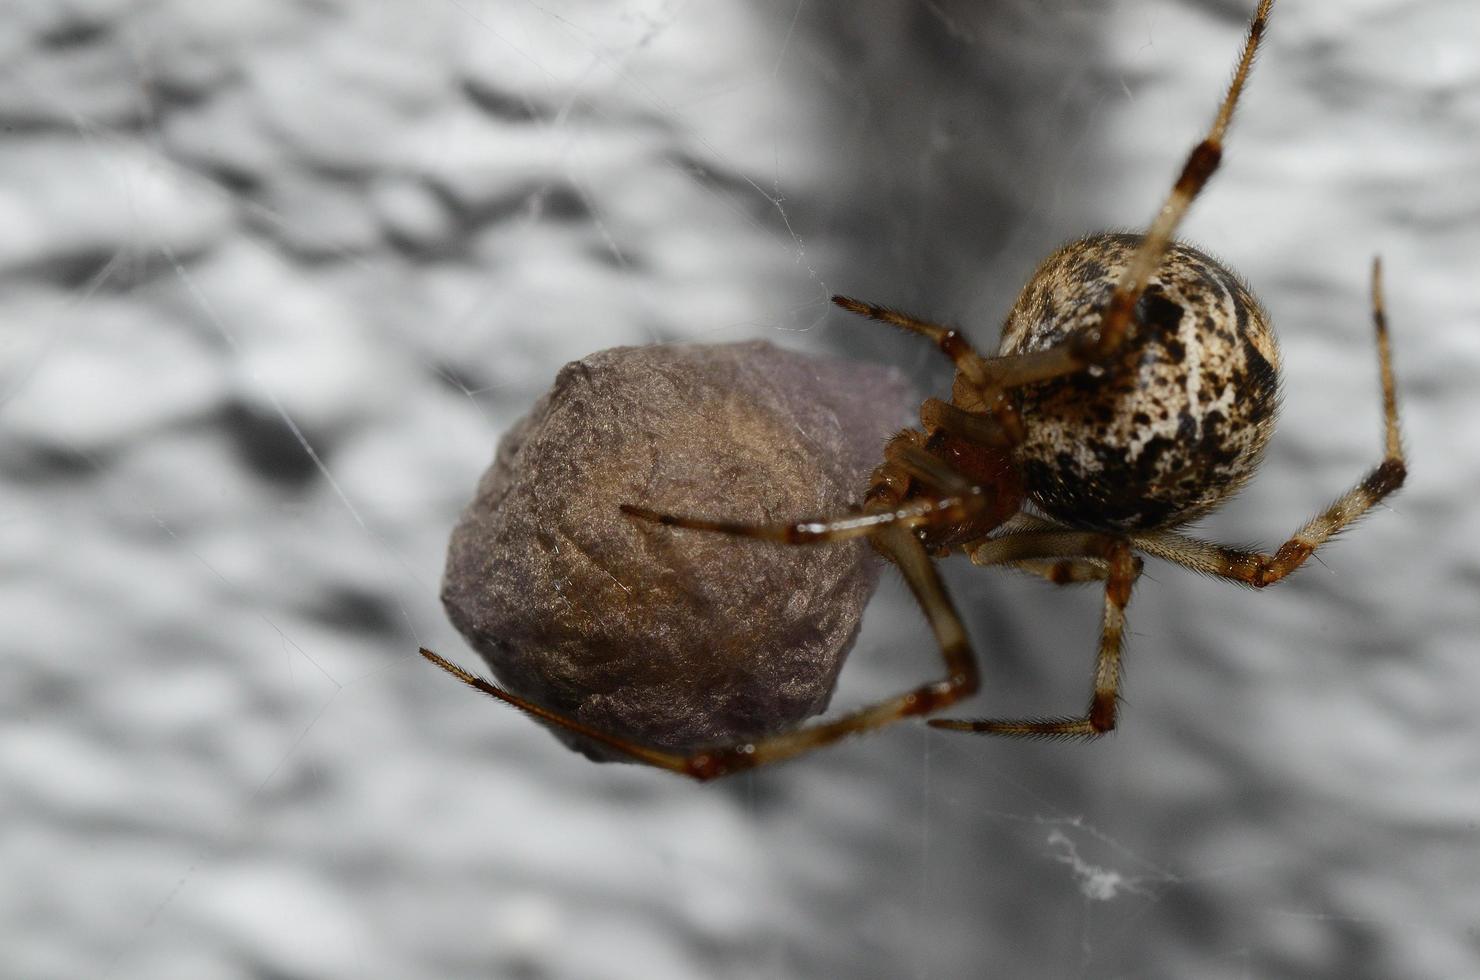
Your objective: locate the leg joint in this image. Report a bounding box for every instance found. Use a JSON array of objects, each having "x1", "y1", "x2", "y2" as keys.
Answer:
[
  {"x1": 1363, "y1": 458, "x2": 1407, "y2": 498},
  {"x1": 1177, "y1": 139, "x2": 1223, "y2": 193}
]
